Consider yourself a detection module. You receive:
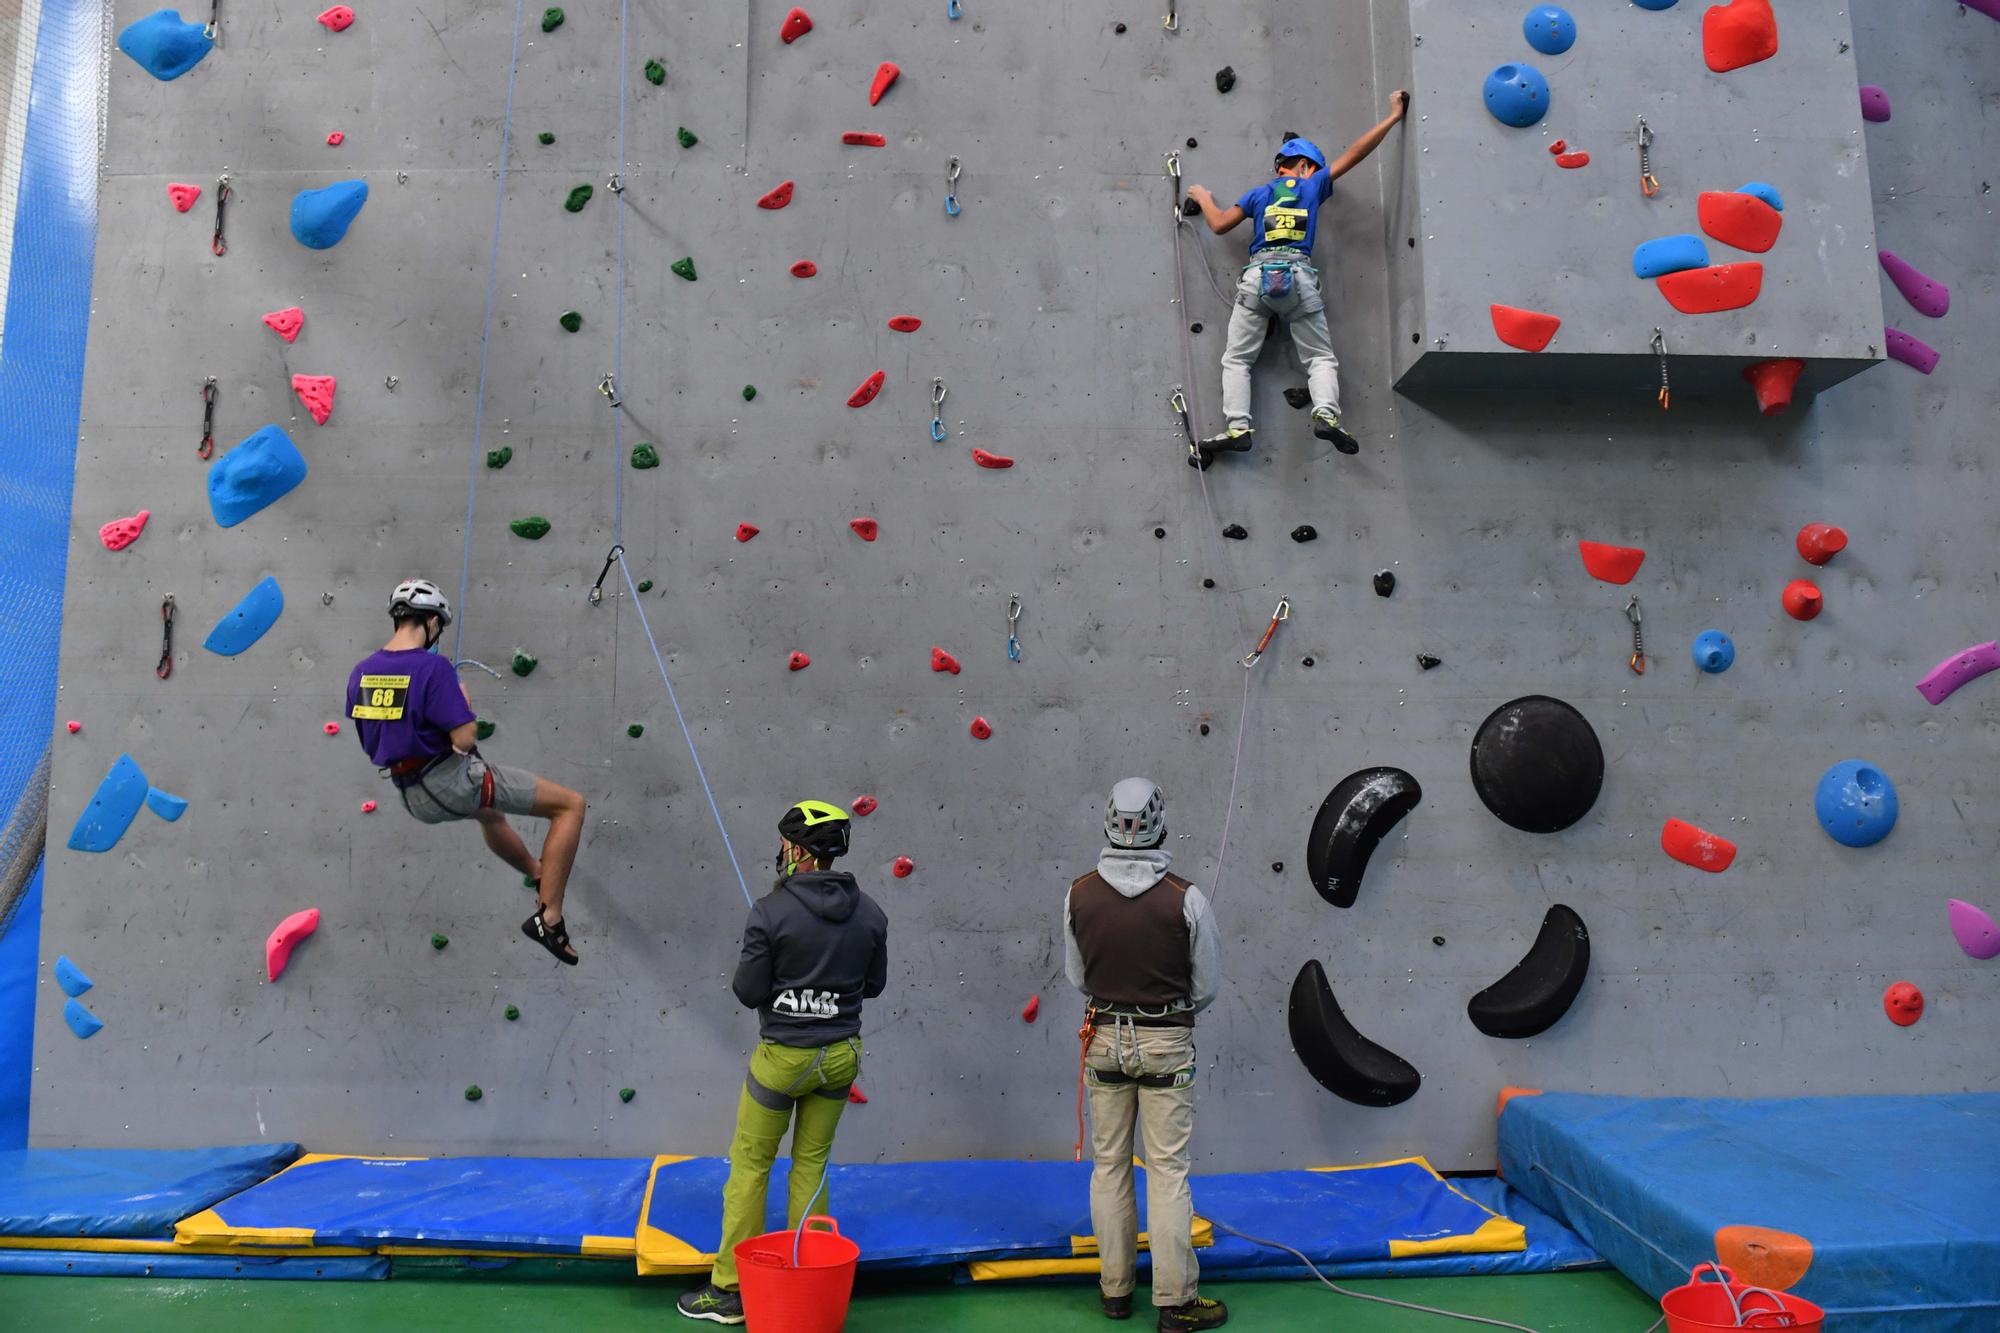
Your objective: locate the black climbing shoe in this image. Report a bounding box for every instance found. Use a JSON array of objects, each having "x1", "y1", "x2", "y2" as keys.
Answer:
[
  {"x1": 676, "y1": 1283, "x2": 745, "y2": 1324},
  {"x1": 1103, "y1": 1291, "x2": 1134, "y2": 1320},
  {"x1": 1203, "y1": 427, "x2": 1255, "y2": 453},
  {"x1": 1187, "y1": 442, "x2": 1215, "y2": 471},
  {"x1": 521, "y1": 909, "x2": 578, "y2": 965},
  {"x1": 1312, "y1": 410, "x2": 1359, "y2": 455},
  {"x1": 1158, "y1": 1295, "x2": 1229, "y2": 1331}
]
